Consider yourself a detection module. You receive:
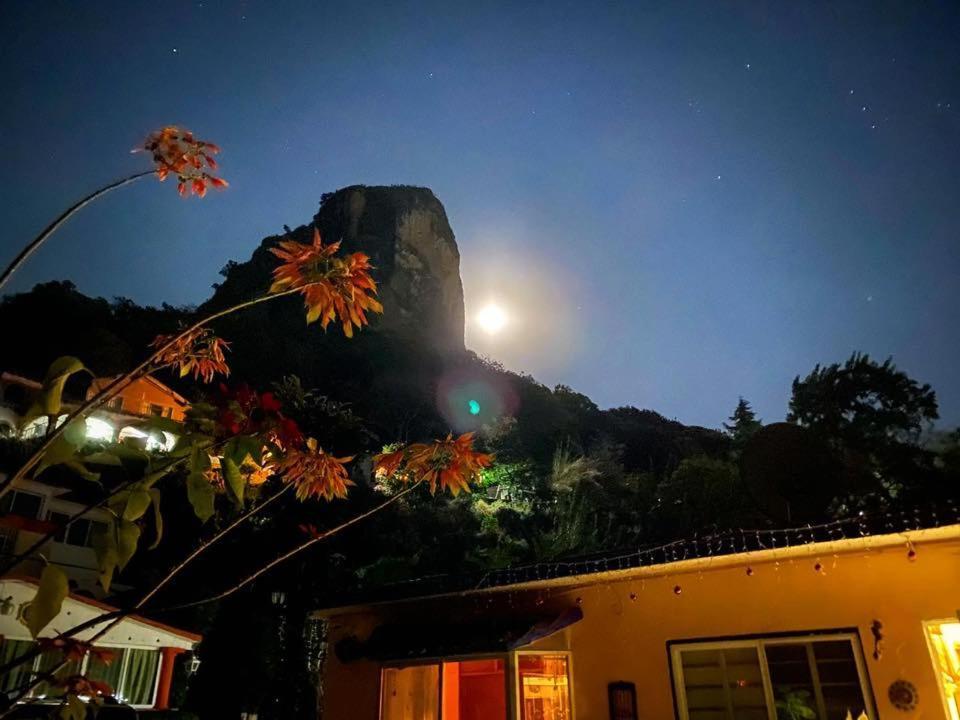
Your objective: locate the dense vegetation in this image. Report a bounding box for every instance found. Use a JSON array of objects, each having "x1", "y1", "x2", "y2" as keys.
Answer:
[{"x1": 1, "y1": 276, "x2": 956, "y2": 718}]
